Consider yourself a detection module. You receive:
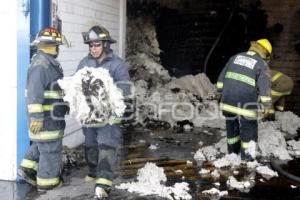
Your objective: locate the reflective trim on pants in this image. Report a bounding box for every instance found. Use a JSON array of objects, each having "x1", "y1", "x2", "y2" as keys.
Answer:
[
  {"x1": 37, "y1": 176, "x2": 60, "y2": 187},
  {"x1": 227, "y1": 136, "x2": 240, "y2": 145},
  {"x1": 95, "y1": 178, "x2": 113, "y2": 187},
  {"x1": 241, "y1": 141, "x2": 249, "y2": 149},
  {"x1": 20, "y1": 159, "x2": 38, "y2": 171}
]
